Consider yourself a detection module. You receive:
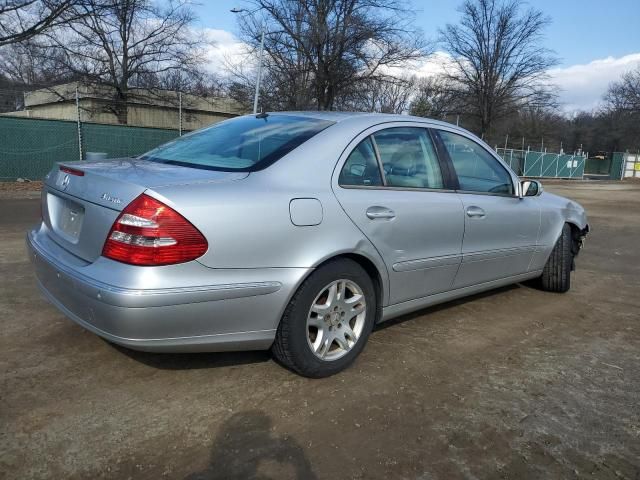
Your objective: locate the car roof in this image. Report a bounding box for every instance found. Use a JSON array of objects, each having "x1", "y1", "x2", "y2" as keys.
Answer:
[{"x1": 268, "y1": 110, "x2": 458, "y2": 129}]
